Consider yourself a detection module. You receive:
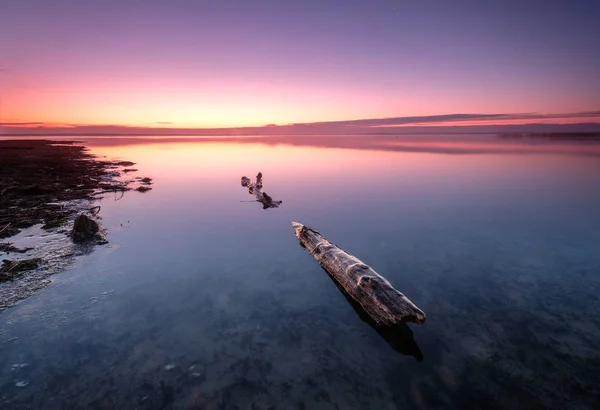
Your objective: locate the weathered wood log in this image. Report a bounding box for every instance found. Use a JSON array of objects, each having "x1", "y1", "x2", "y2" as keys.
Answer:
[{"x1": 292, "y1": 222, "x2": 426, "y2": 325}]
